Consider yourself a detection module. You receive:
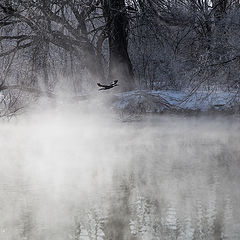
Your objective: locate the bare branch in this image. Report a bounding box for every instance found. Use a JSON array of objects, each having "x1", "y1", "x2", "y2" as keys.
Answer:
[{"x1": 0, "y1": 42, "x2": 33, "y2": 57}]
